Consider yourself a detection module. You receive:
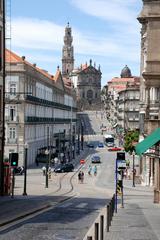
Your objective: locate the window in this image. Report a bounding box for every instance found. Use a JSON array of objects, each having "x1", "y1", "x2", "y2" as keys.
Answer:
[
  {"x1": 10, "y1": 106, "x2": 16, "y2": 121},
  {"x1": 87, "y1": 90, "x2": 93, "y2": 99},
  {"x1": 9, "y1": 128, "x2": 16, "y2": 139},
  {"x1": 10, "y1": 83, "x2": 16, "y2": 95}
]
